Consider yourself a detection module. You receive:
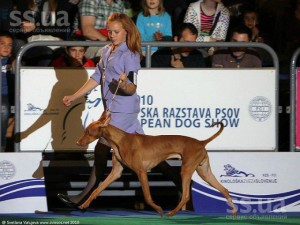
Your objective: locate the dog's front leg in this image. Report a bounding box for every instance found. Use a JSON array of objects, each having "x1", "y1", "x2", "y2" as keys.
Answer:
[
  {"x1": 79, "y1": 154, "x2": 124, "y2": 209},
  {"x1": 136, "y1": 169, "x2": 164, "y2": 216}
]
